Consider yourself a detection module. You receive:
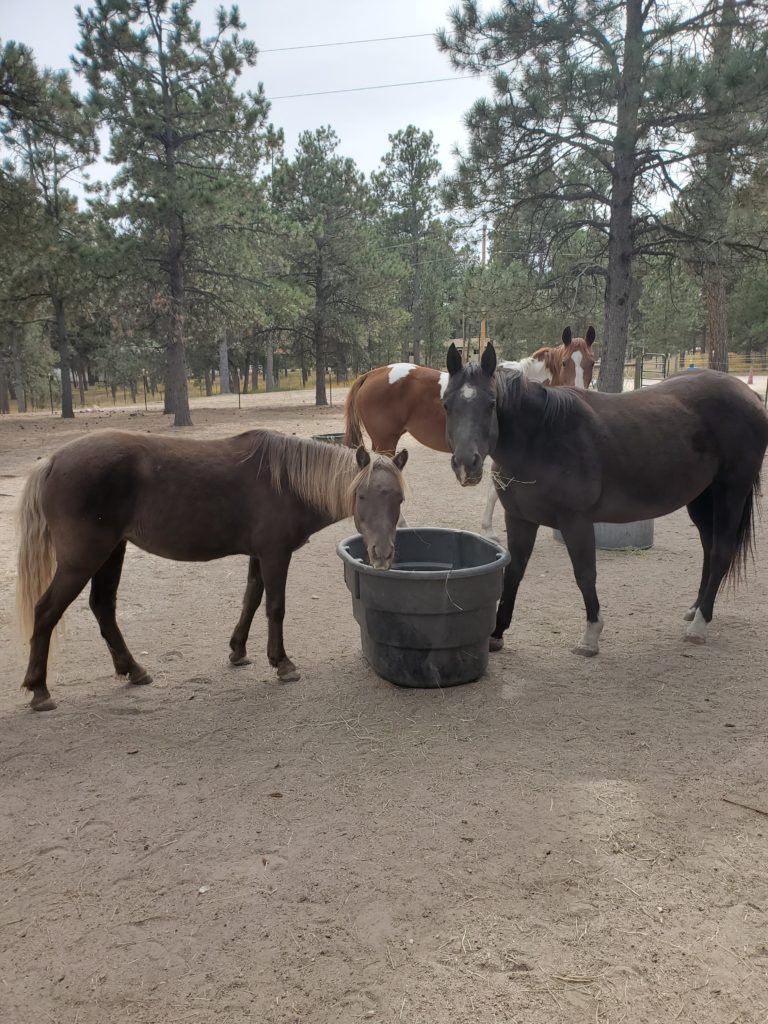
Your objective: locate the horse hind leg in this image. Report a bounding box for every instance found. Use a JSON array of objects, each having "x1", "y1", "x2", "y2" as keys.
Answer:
[
  {"x1": 684, "y1": 489, "x2": 713, "y2": 623},
  {"x1": 686, "y1": 482, "x2": 754, "y2": 645},
  {"x1": 229, "y1": 556, "x2": 265, "y2": 666},
  {"x1": 23, "y1": 564, "x2": 95, "y2": 711},
  {"x1": 89, "y1": 541, "x2": 151, "y2": 686}
]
